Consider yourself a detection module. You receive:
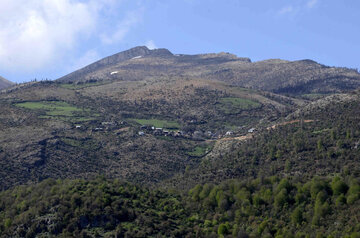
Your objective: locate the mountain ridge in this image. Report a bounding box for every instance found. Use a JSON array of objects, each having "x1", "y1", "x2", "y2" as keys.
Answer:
[
  {"x1": 0, "y1": 76, "x2": 14, "y2": 90},
  {"x1": 57, "y1": 46, "x2": 360, "y2": 95}
]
